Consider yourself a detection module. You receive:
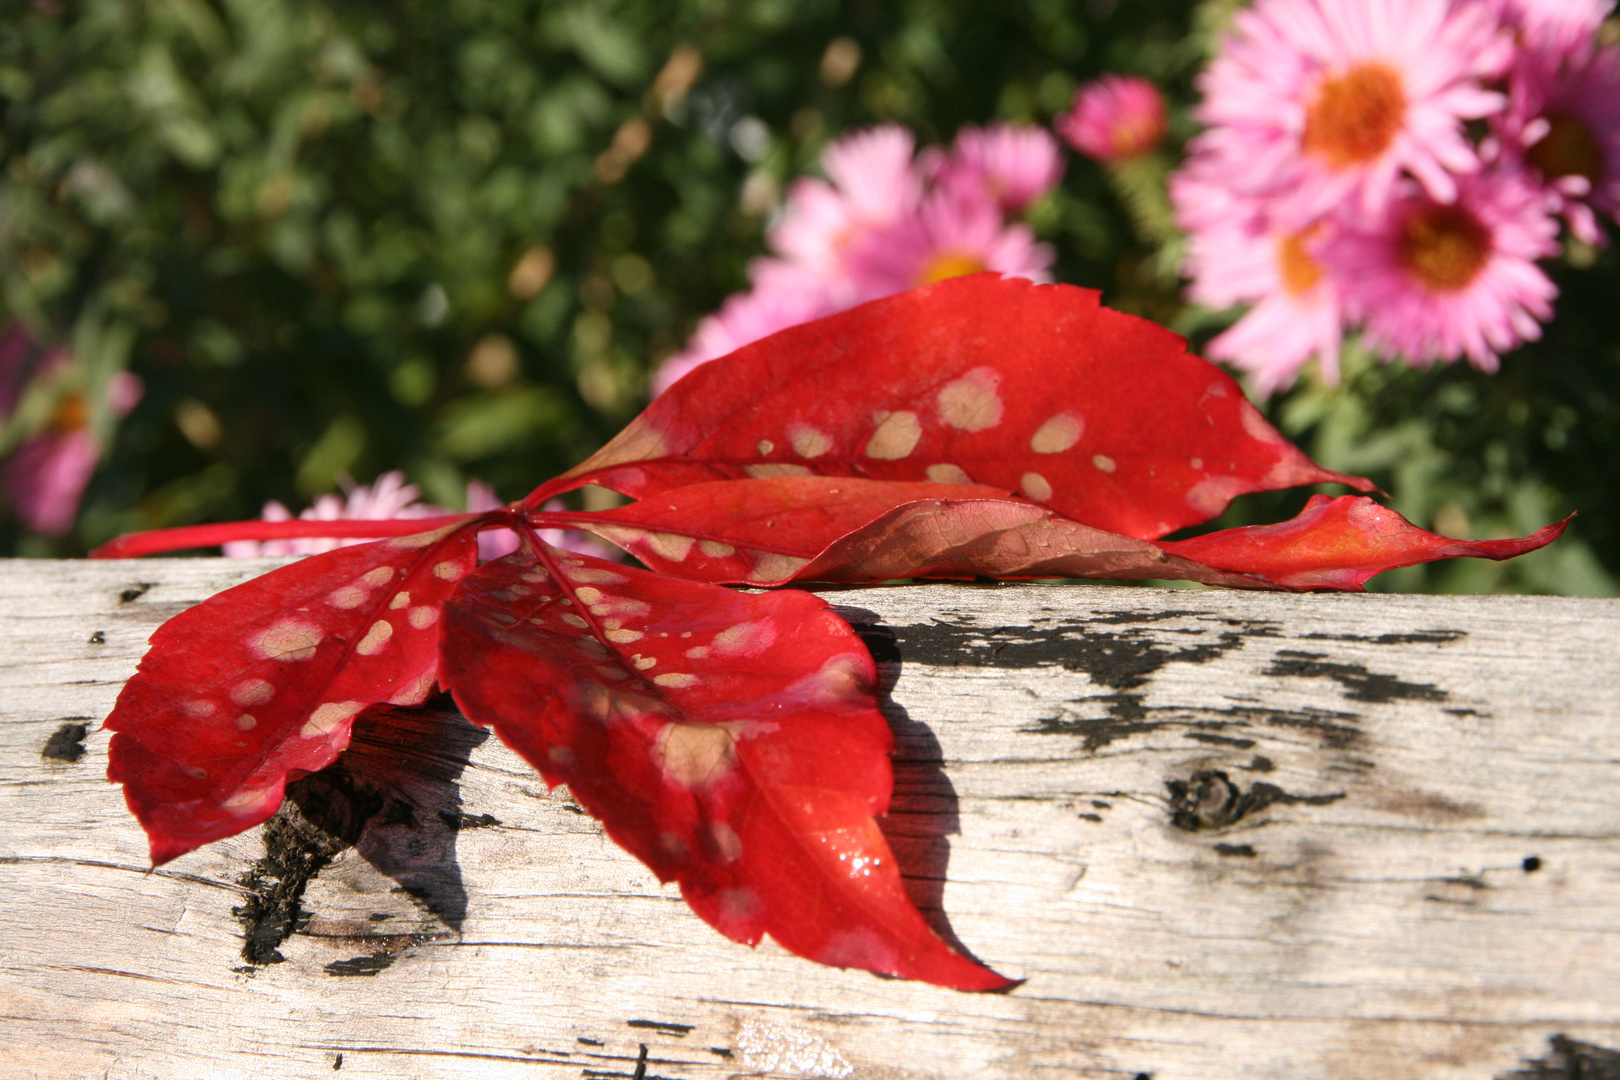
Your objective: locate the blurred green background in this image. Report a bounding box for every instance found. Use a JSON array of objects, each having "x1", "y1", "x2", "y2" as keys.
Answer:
[{"x1": 2, "y1": 0, "x2": 1615, "y2": 593}]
